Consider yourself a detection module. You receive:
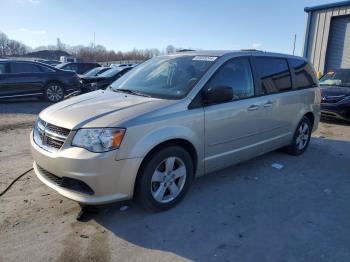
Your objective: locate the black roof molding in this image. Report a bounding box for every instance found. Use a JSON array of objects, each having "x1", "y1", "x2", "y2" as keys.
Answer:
[{"x1": 305, "y1": 0, "x2": 350, "y2": 12}]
